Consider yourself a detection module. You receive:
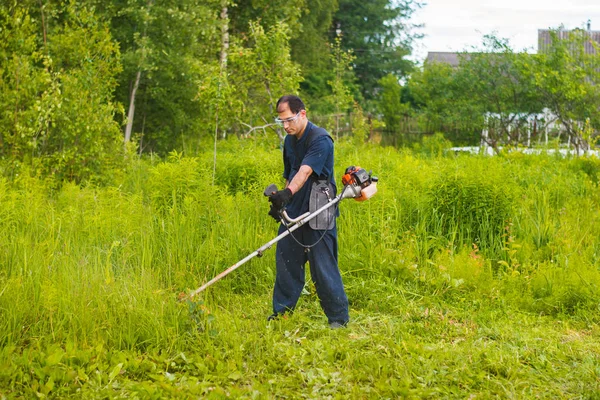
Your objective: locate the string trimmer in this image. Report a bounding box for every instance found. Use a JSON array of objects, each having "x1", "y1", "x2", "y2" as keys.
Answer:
[{"x1": 188, "y1": 166, "x2": 378, "y2": 298}]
